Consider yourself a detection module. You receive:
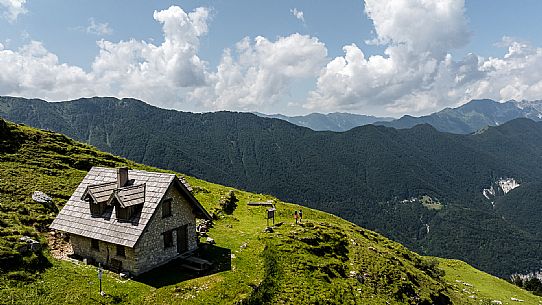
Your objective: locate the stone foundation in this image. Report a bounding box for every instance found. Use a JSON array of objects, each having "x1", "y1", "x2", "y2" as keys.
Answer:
[{"x1": 70, "y1": 234, "x2": 137, "y2": 273}]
